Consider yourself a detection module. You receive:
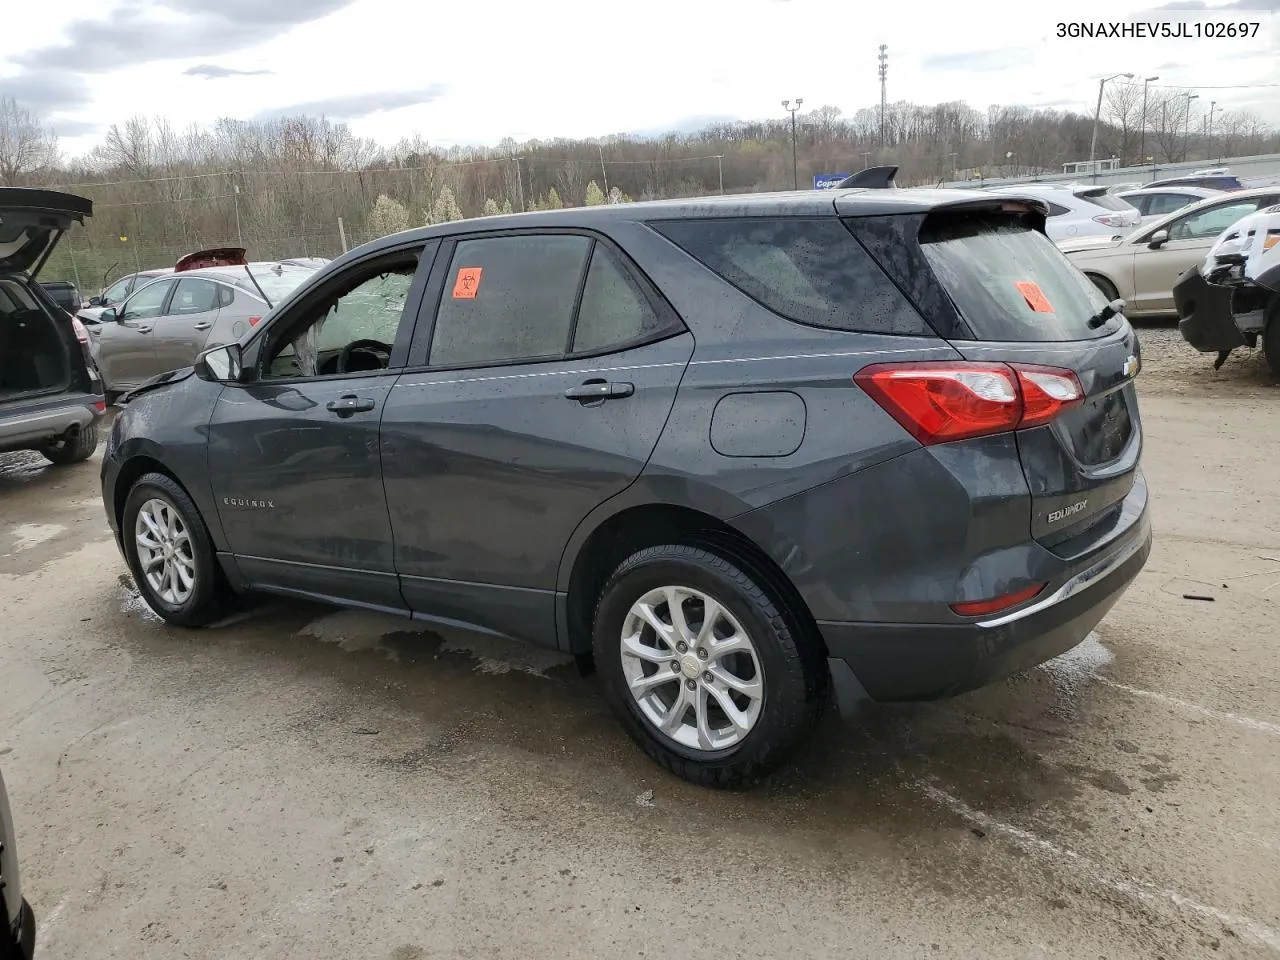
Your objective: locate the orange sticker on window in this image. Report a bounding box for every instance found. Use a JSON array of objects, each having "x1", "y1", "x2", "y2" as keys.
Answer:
[
  {"x1": 452, "y1": 267, "x2": 483, "y2": 299},
  {"x1": 1014, "y1": 280, "x2": 1055, "y2": 313}
]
